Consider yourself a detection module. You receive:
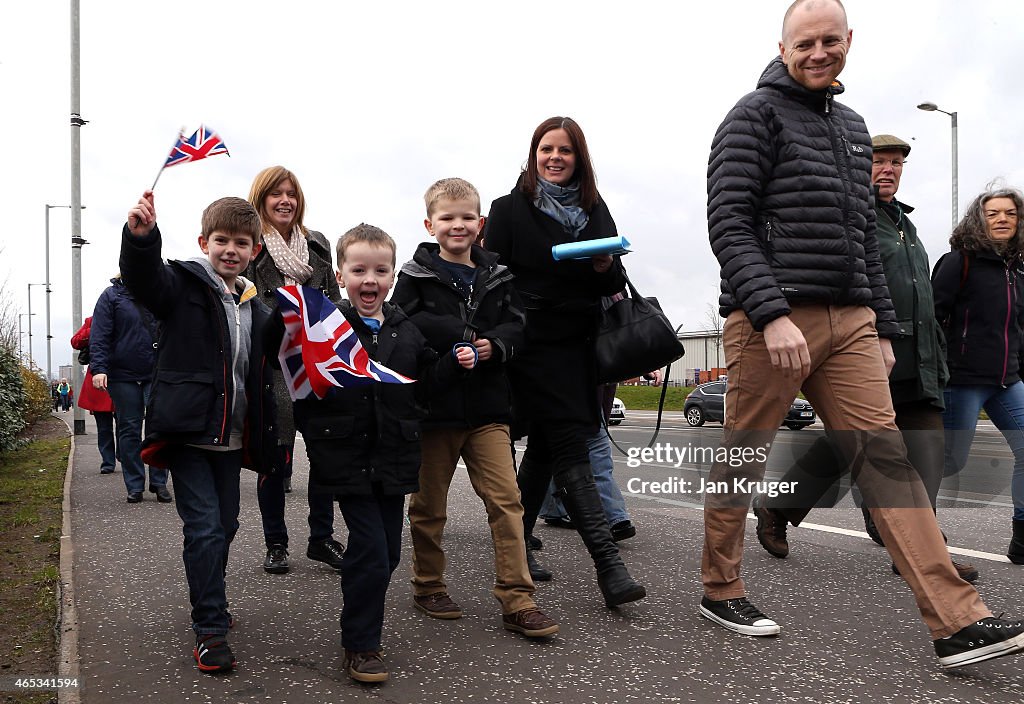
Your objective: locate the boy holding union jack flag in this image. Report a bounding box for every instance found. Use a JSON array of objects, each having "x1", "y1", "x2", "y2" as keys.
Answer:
[
  {"x1": 270, "y1": 223, "x2": 476, "y2": 683},
  {"x1": 120, "y1": 190, "x2": 278, "y2": 675}
]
